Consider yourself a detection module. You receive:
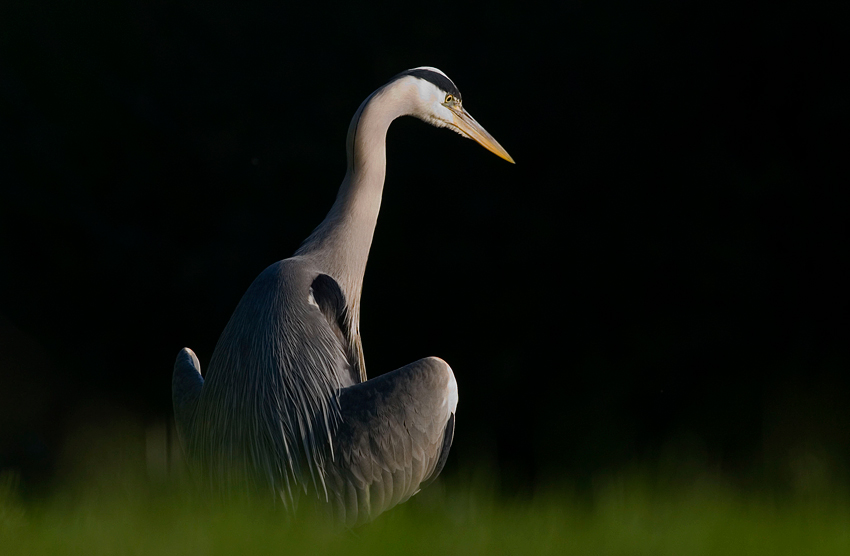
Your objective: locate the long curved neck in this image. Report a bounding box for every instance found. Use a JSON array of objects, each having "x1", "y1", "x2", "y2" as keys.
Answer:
[{"x1": 295, "y1": 78, "x2": 418, "y2": 314}]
